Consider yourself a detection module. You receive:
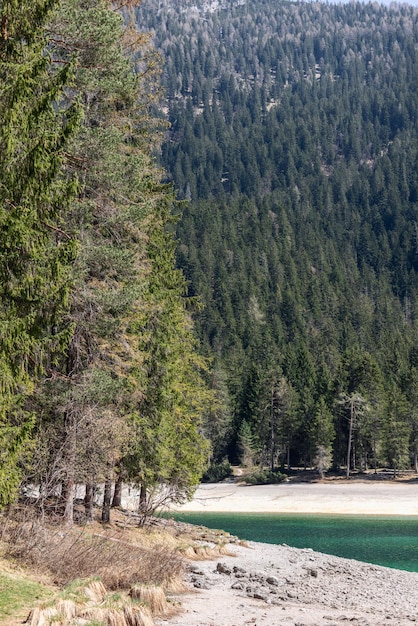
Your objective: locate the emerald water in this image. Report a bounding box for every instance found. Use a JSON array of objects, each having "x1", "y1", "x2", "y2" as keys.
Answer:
[{"x1": 171, "y1": 512, "x2": 418, "y2": 572}]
